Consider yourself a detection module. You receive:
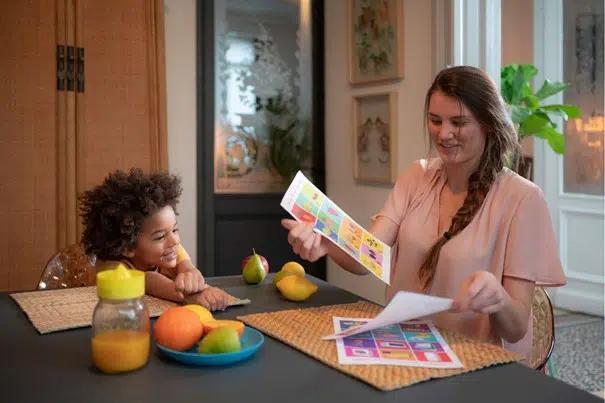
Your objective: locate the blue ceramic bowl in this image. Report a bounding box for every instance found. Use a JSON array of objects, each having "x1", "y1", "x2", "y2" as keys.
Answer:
[{"x1": 157, "y1": 326, "x2": 264, "y2": 366}]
